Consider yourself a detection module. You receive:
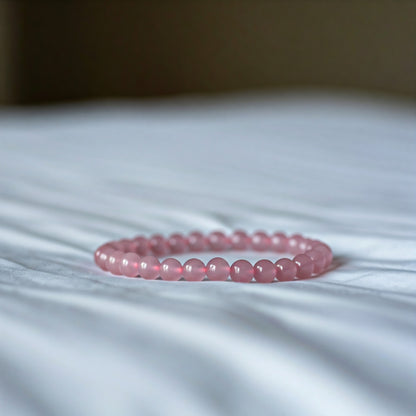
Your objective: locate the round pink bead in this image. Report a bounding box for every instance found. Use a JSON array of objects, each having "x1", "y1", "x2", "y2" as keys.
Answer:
[
  {"x1": 208, "y1": 231, "x2": 229, "y2": 251},
  {"x1": 120, "y1": 252, "x2": 141, "y2": 278},
  {"x1": 297, "y1": 238, "x2": 309, "y2": 253},
  {"x1": 105, "y1": 241, "x2": 117, "y2": 249},
  {"x1": 309, "y1": 240, "x2": 320, "y2": 248},
  {"x1": 183, "y1": 258, "x2": 206, "y2": 281},
  {"x1": 187, "y1": 231, "x2": 207, "y2": 252},
  {"x1": 251, "y1": 231, "x2": 271, "y2": 251},
  {"x1": 305, "y1": 249, "x2": 326, "y2": 274},
  {"x1": 312, "y1": 242, "x2": 333, "y2": 268},
  {"x1": 138, "y1": 255, "x2": 160, "y2": 280},
  {"x1": 230, "y1": 230, "x2": 250, "y2": 250},
  {"x1": 230, "y1": 260, "x2": 253, "y2": 283},
  {"x1": 293, "y1": 254, "x2": 315, "y2": 279},
  {"x1": 304, "y1": 238, "x2": 315, "y2": 251},
  {"x1": 287, "y1": 234, "x2": 305, "y2": 254},
  {"x1": 109, "y1": 240, "x2": 125, "y2": 251},
  {"x1": 112, "y1": 239, "x2": 130, "y2": 251},
  {"x1": 95, "y1": 245, "x2": 114, "y2": 270},
  {"x1": 270, "y1": 232, "x2": 288, "y2": 252},
  {"x1": 106, "y1": 250, "x2": 124, "y2": 275},
  {"x1": 275, "y1": 258, "x2": 297, "y2": 281},
  {"x1": 130, "y1": 236, "x2": 149, "y2": 256},
  {"x1": 167, "y1": 233, "x2": 187, "y2": 254},
  {"x1": 160, "y1": 258, "x2": 183, "y2": 281},
  {"x1": 94, "y1": 245, "x2": 107, "y2": 268},
  {"x1": 206, "y1": 257, "x2": 229, "y2": 281},
  {"x1": 254, "y1": 259, "x2": 276, "y2": 283},
  {"x1": 149, "y1": 234, "x2": 168, "y2": 256}
]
